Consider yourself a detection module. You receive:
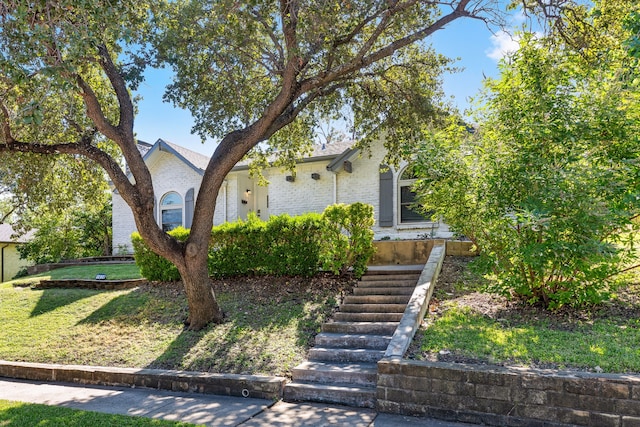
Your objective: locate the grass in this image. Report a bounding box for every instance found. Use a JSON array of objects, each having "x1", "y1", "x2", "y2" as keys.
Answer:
[
  {"x1": 411, "y1": 257, "x2": 640, "y2": 374},
  {"x1": 0, "y1": 400, "x2": 199, "y2": 426},
  {"x1": 0, "y1": 273, "x2": 350, "y2": 377},
  {"x1": 6, "y1": 264, "x2": 142, "y2": 287},
  {"x1": 418, "y1": 305, "x2": 640, "y2": 373}
]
